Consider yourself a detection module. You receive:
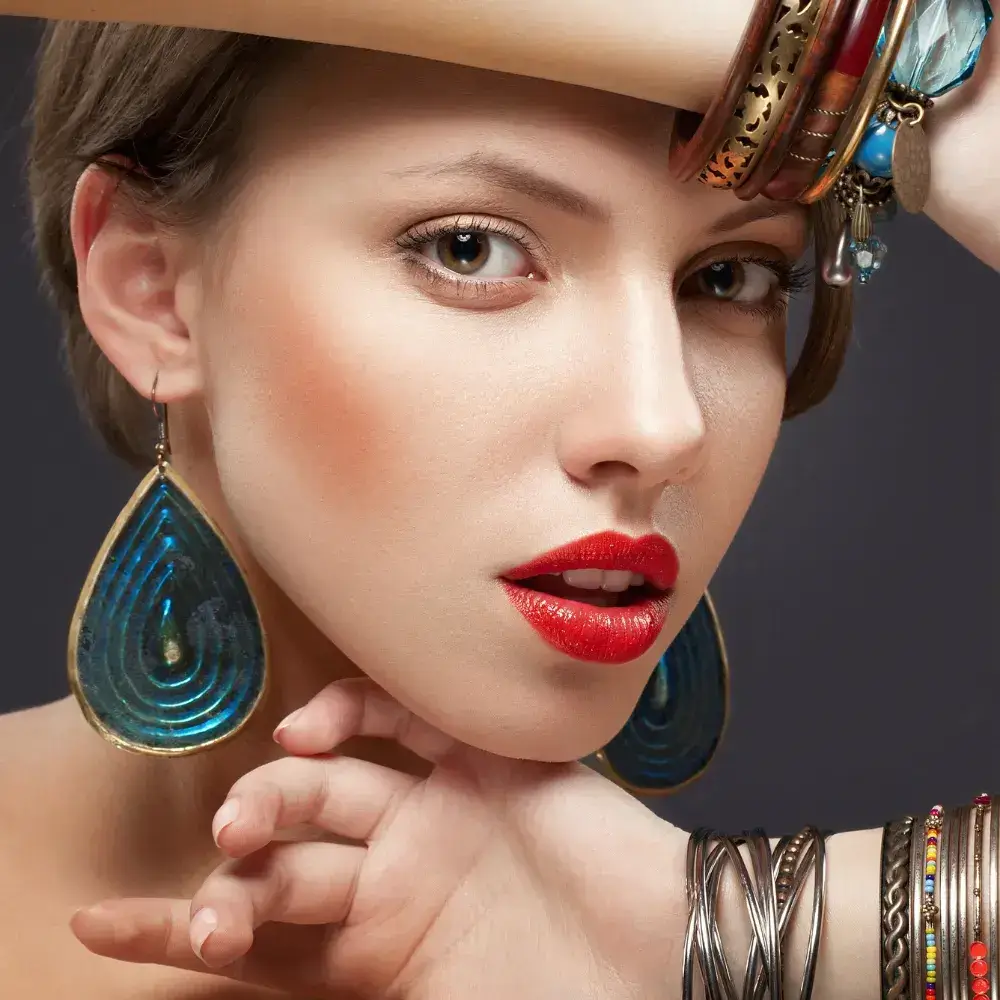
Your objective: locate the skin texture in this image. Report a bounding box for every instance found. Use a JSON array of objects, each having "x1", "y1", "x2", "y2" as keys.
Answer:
[
  {"x1": 2, "y1": 8, "x2": 995, "y2": 998},
  {"x1": 0, "y1": 43, "x2": 808, "y2": 998},
  {"x1": 78, "y1": 44, "x2": 807, "y2": 765}
]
